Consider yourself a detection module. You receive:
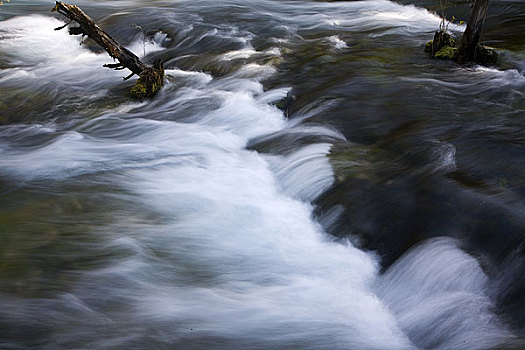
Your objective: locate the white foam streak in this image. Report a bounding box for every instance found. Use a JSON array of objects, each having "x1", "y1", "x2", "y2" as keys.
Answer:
[
  {"x1": 473, "y1": 66, "x2": 525, "y2": 87},
  {"x1": 221, "y1": 48, "x2": 257, "y2": 60},
  {"x1": 328, "y1": 35, "x2": 348, "y2": 49},
  {"x1": 166, "y1": 68, "x2": 213, "y2": 86},
  {"x1": 379, "y1": 238, "x2": 515, "y2": 350},
  {"x1": 127, "y1": 31, "x2": 168, "y2": 58},
  {"x1": 0, "y1": 4, "x2": 516, "y2": 349},
  {"x1": 119, "y1": 132, "x2": 413, "y2": 349},
  {"x1": 266, "y1": 143, "x2": 335, "y2": 202},
  {"x1": 195, "y1": 89, "x2": 285, "y2": 140},
  {"x1": 0, "y1": 15, "x2": 126, "y2": 90},
  {"x1": 0, "y1": 18, "x2": 414, "y2": 345},
  {"x1": 285, "y1": 0, "x2": 452, "y2": 35}
]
